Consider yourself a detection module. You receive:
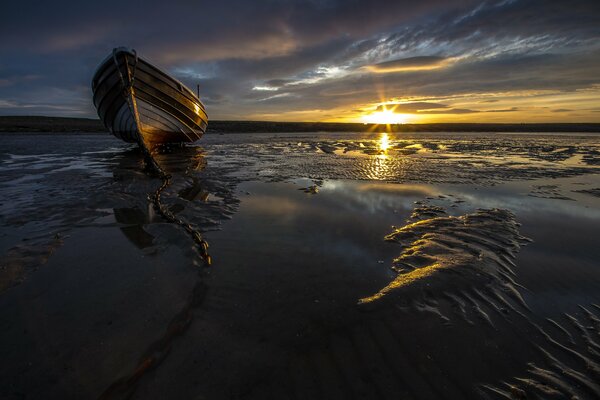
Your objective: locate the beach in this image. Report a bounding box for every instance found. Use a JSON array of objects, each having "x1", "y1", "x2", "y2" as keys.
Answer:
[{"x1": 1, "y1": 130, "x2": 600, "y2": 399}]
